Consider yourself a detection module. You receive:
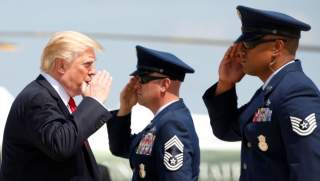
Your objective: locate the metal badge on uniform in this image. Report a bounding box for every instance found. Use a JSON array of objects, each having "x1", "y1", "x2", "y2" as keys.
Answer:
[
  {"x1": 136, "y1": 127, "x2": 156, "y2": 155},
  {"x1": 265, "y1": 98, "x2": 271, "y2": 106},
  {"x1": 163, "y1": 135, "x2": 184, "y2": 171},
  {"x1": 139, "y1": 163, "x2": 146, "y2": 178},
  {"x1": 290, "y1": 113, "x2": 317, "y2": 136},
  {"x1": 257, "y1": 135, "x2": 268, "y2": 152},
  {"x1": 252, "y1": 107, "x2": 272, "y2": 123}
]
